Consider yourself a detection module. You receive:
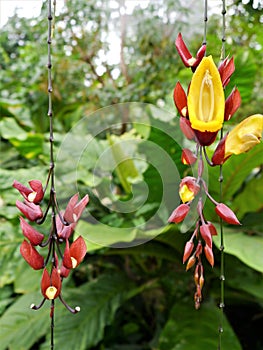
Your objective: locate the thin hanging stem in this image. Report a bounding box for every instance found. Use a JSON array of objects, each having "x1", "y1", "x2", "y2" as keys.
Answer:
[
  {"x1": 47, "y1": 1, "x2": 57, "y2": 349},
  {"x1": 220, "y1": 0, "x2": 226, "y2": 62},
  {"x1": 203, "y1": 0, "x2": 208, "y2": 46},
  {"x1": 218, "y1": 1, "x2": 226, "y2": 349}
]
